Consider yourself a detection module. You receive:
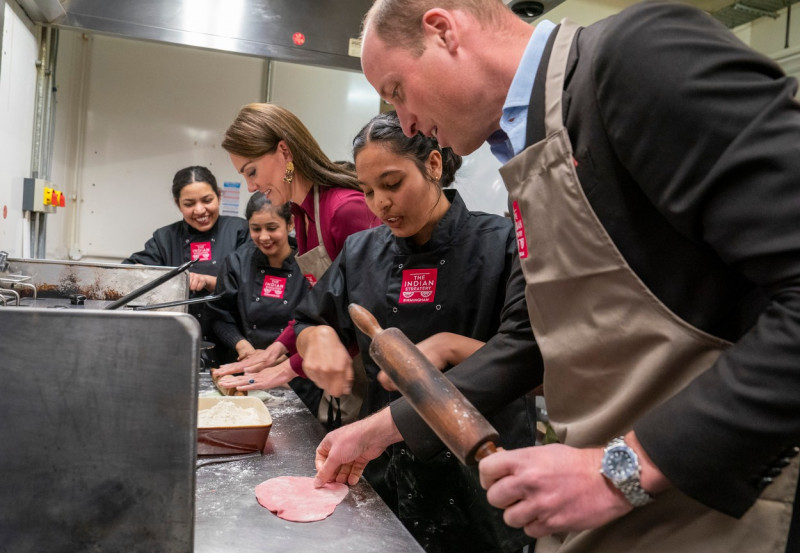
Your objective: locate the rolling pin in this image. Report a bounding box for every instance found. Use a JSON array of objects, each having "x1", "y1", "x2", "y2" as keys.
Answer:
[{"x1": 348, "y1": 303, "x2": 498, "y2": 465}]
